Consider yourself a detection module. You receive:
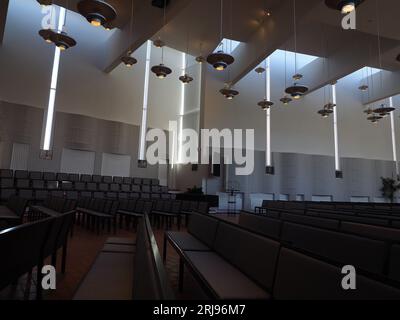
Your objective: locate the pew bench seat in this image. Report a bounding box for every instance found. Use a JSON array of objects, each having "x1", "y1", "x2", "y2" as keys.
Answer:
[{"x1": 184, "y1": 251, "x2": 270, "y2": 300}]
